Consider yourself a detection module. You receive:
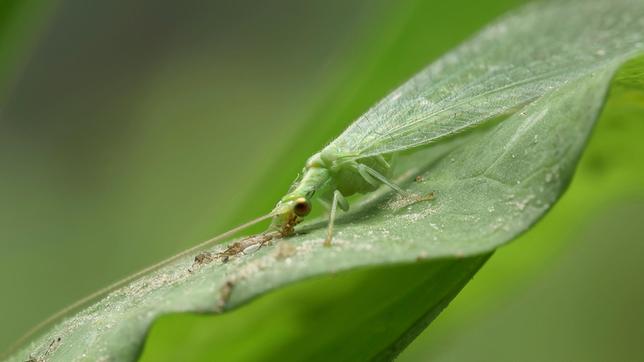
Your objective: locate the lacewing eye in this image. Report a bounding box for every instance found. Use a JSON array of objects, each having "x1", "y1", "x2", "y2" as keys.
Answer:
[{"x1": 293, "y1": 197, "x2": 311, "y2": 217}]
